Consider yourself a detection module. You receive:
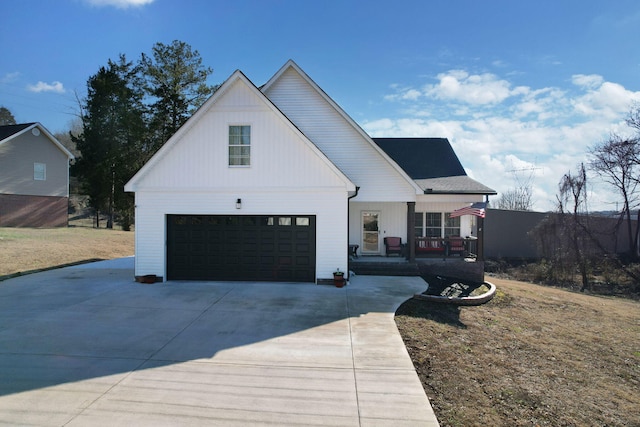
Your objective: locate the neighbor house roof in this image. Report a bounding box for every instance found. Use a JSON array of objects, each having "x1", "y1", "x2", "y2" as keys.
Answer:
[
  {"x1": 0, "y1": 123, "x2": 35, "y2": 142},
  {"x1": 0, "y1": 122, "x2": 74, "y2": 159},
  {"x1": 373, "y1": 137, "x2": 496, "y2": 195}
]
